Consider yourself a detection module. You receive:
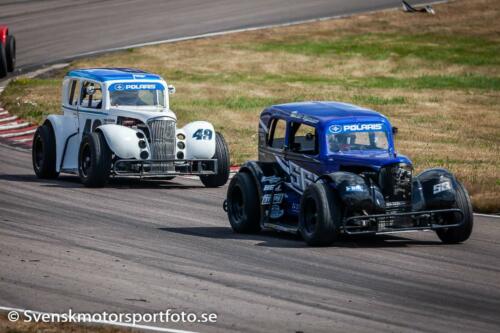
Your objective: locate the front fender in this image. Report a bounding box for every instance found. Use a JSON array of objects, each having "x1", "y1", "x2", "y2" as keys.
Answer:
[
  {"x1": 96, "y1": 124, "x2": 149, "y2": 160},
  {"x1": 320, "y1": 171, "x2": 385, "y2": 213},
  {"x1": 182, "y1": 121, "x2": 216, "y2": 159},
  {"x1": 417, "y1": 168, "x2": 458, "y2": 209}
]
